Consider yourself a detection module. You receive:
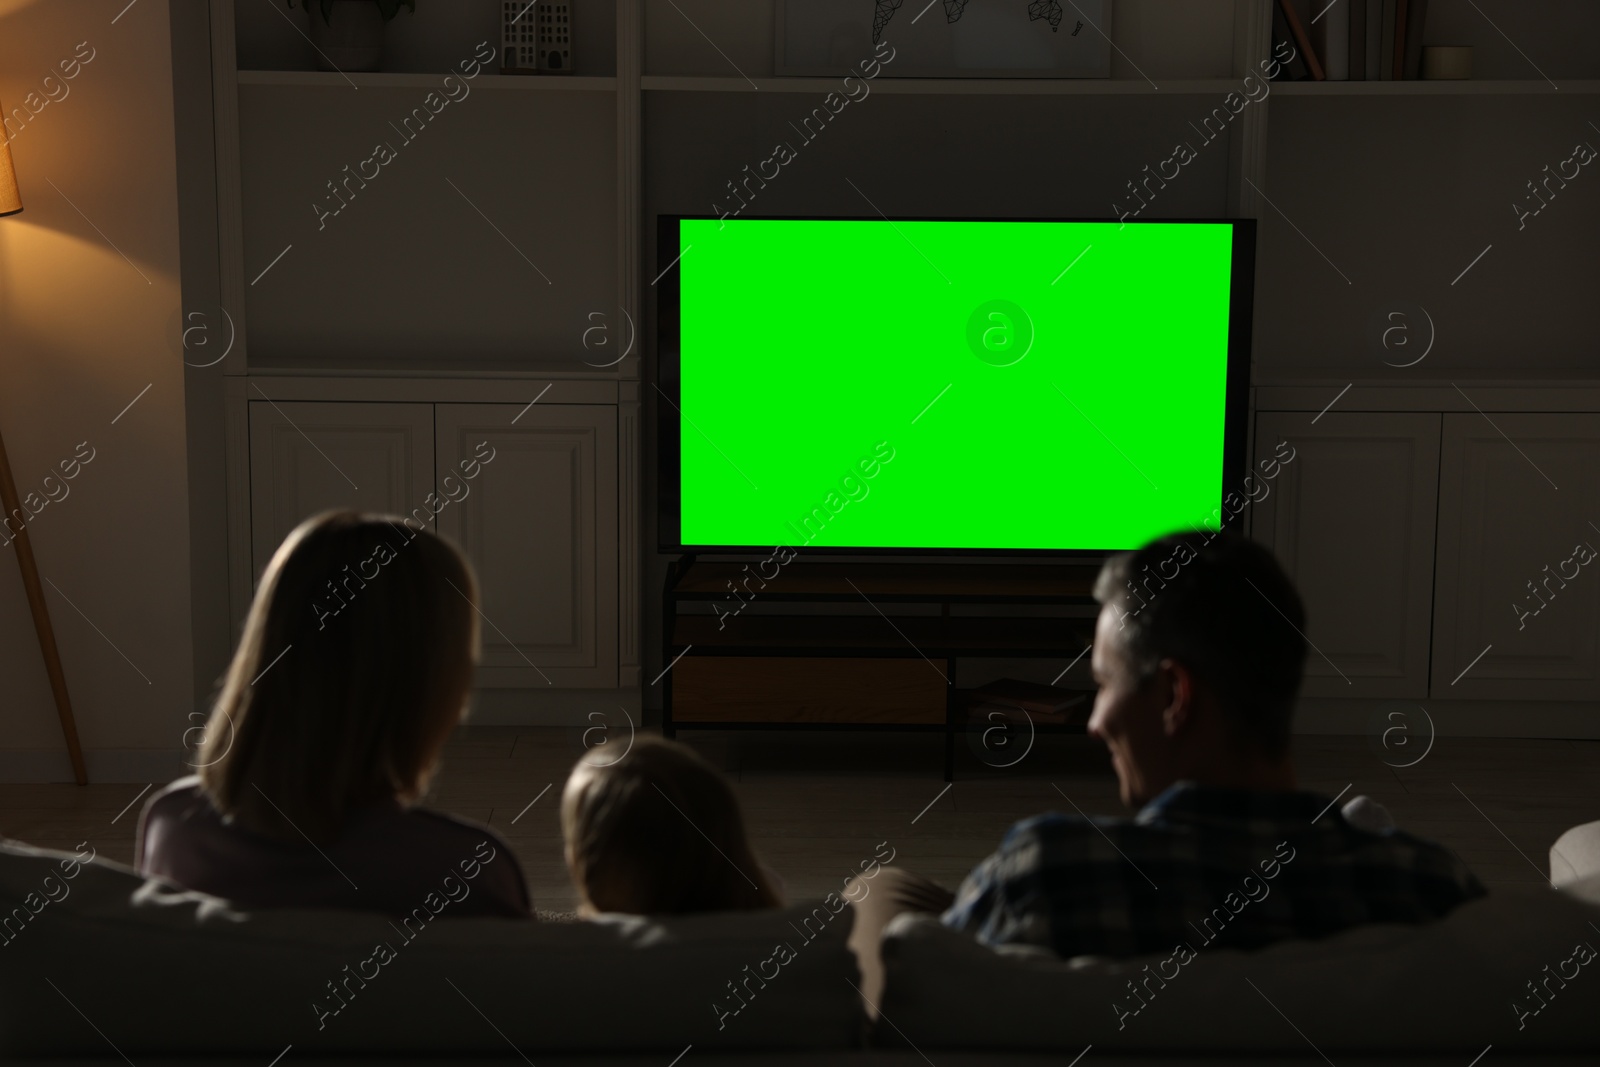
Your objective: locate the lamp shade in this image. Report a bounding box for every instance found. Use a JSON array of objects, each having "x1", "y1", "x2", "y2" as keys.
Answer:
[{"x1": 0, "y1": 97, "x2": 21, "y2": 217}]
